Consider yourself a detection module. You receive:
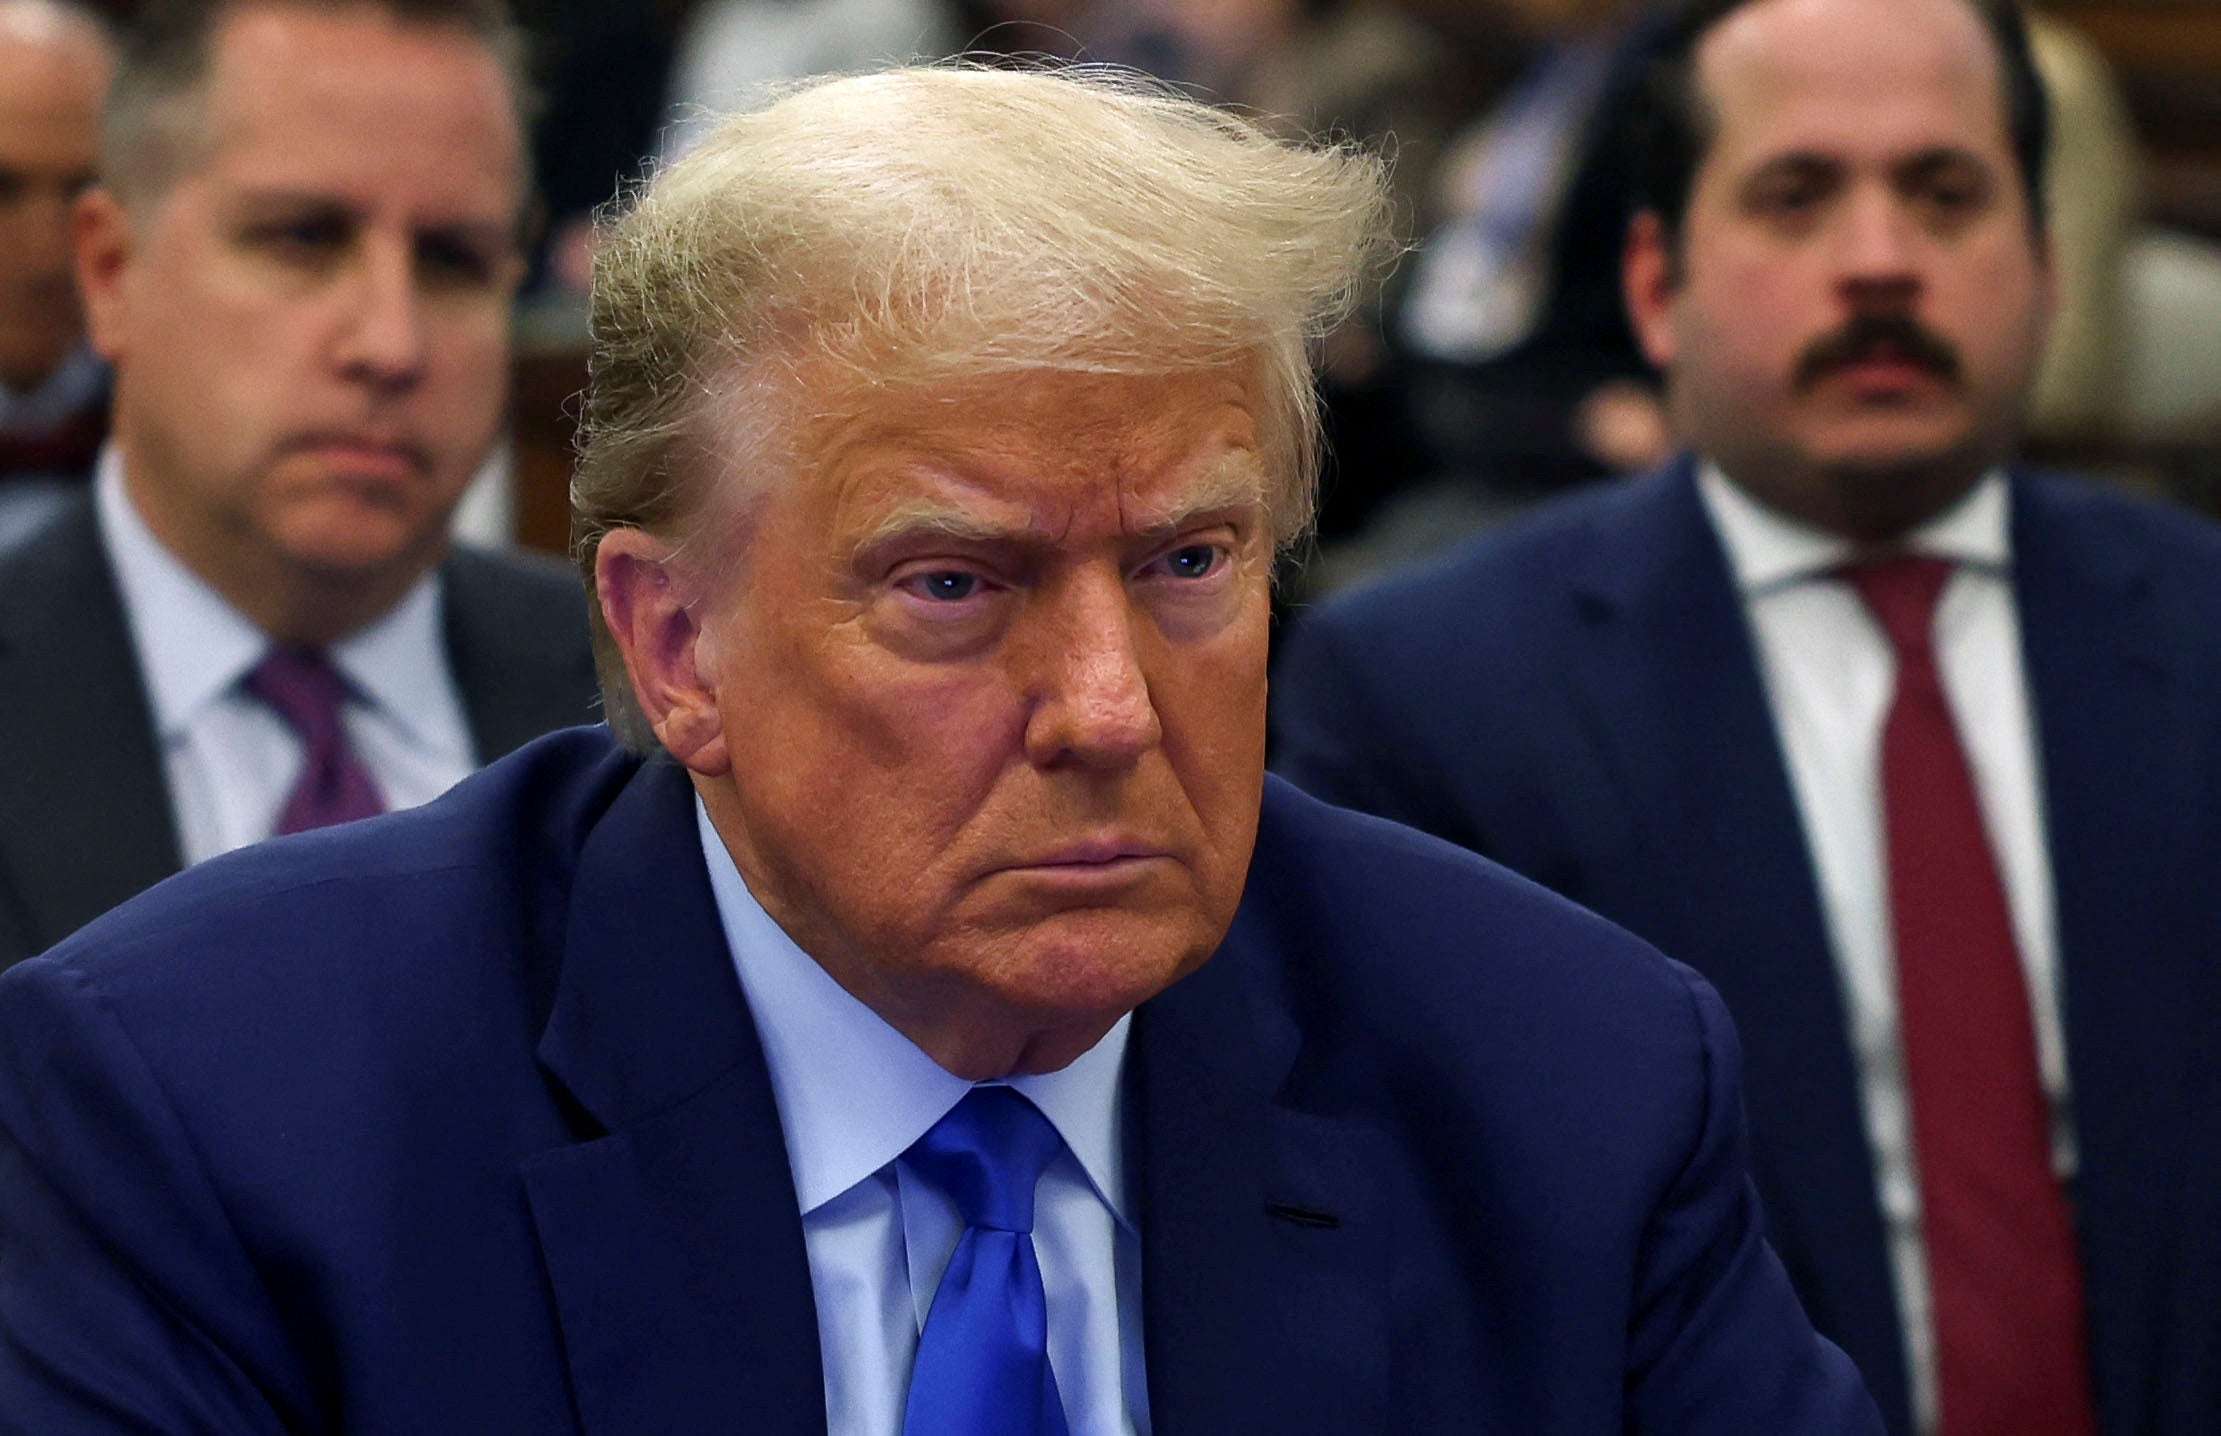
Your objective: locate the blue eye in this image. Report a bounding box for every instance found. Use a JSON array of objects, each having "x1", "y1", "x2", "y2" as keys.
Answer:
[
  {"x1": 913, "y1": 570, "x2": 979, "y2": 601},
  {"x1": 1163, "y1": 545, "x2": 1220, "y2": 579}
]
